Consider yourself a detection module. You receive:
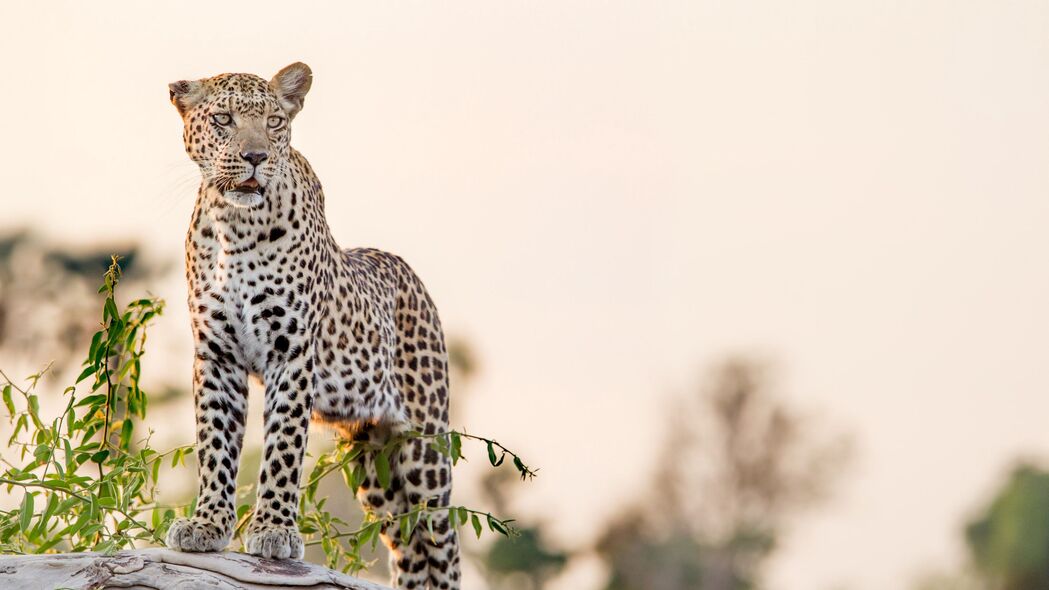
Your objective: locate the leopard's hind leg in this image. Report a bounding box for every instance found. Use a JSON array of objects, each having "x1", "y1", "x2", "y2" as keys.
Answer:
[
  {"x1": 345, "y1": 423, "x2": 430, "y2": 589},
  {"x1": 388, "y1": 349, "x2": 459, "y2": 586},
  {"x1": 394, "y1": 433, "x2": 460, "y2": 590},
  {"x1": 385, "y1": 256, "x2": 461, "y2": 589},
  {"x1": 343, "y1": 255, "x2": 460, "y2": 589},
  {"x1": 343, "y1": 421, "x2": 460, "y2": 590}
]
